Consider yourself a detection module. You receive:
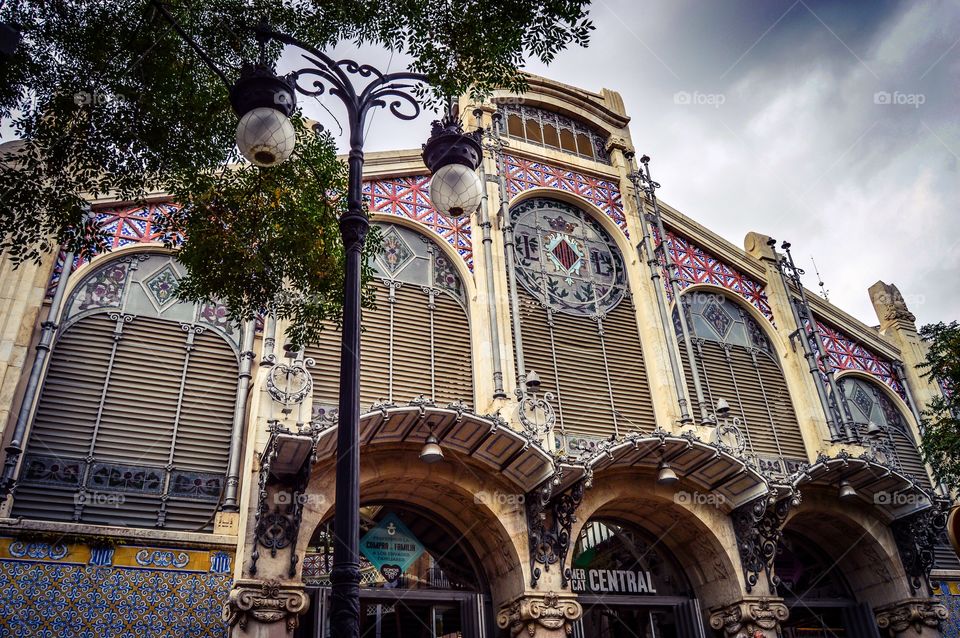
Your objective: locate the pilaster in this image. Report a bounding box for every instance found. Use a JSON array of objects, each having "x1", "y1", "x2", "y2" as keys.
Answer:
[{"x1": 744, "y1": 231, "x2": 832, "y2": 458}]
